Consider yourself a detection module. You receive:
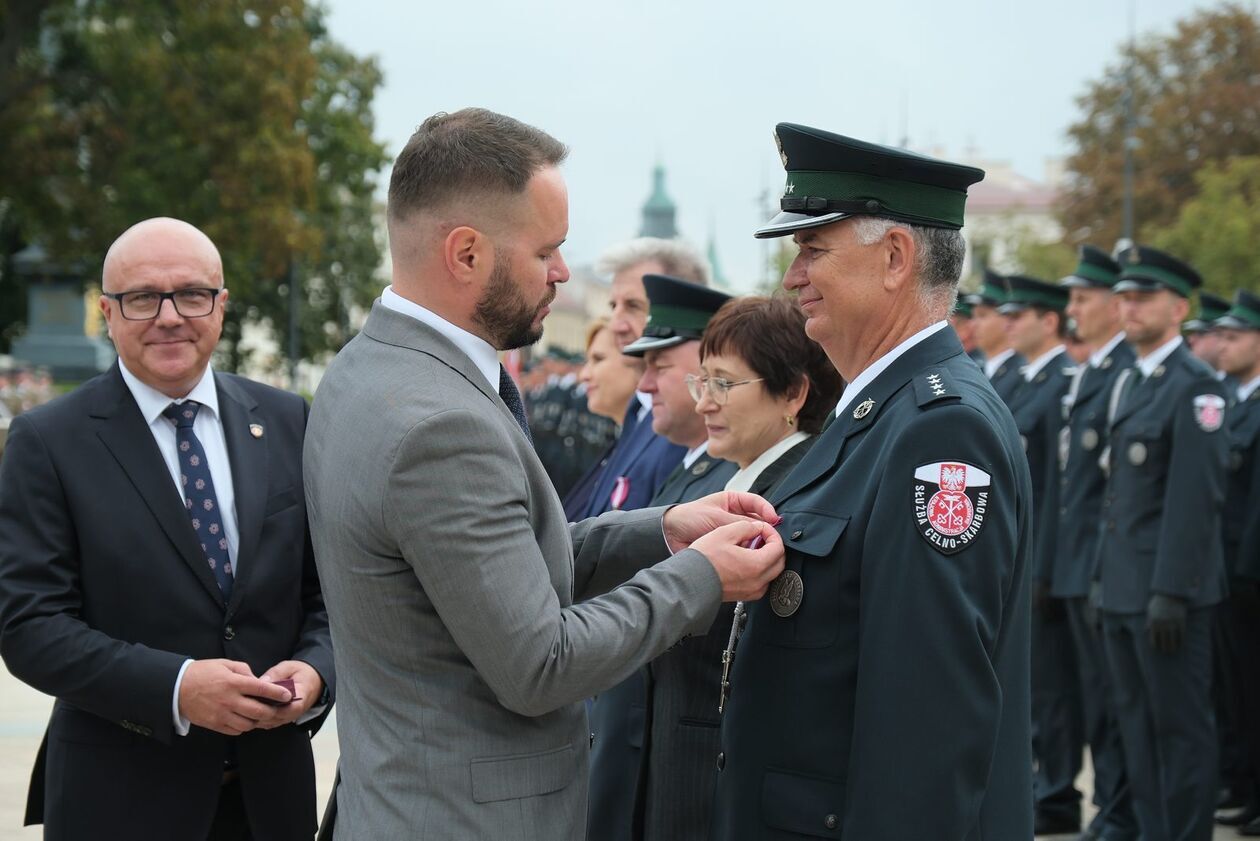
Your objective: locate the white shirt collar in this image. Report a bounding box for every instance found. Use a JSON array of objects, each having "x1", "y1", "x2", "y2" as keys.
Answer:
[
  {"x1": 1021, "y1": 345, "x2": 1067, "y2": 382},
  {"x1": 1136, "y1": 335, "x2": 1184, "y2": 378},
  {"x1": 380, "y1": 286, "x2": 501, "y2": 391},
  {"x1": 1090, "y1": 331, "x2": 1127, "y2": 368},
  {"x1": 1239, "y1": 375, "x2": 1260, "y2": 402},
  {"x1": 636, "y1": 390, "x2": 652, "y2": 420},
  {"x1": 682, "y1": 440, "x2": 710, "y2": 469},
  {"x1": 118, "y1": 359, "x2": 219, "y2": 424},
  {"x1": 724, "y1": 431, "x2": 811, "y2": 494},
  {"x1": 983, "y1": 347, "x2": 1016, "y2": 379},
  {"x1": 835, "y1": 321, "x2": 949, "y2": 418}
]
